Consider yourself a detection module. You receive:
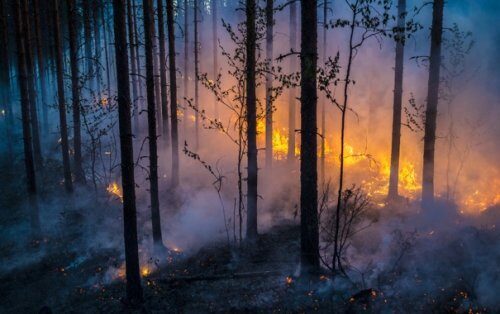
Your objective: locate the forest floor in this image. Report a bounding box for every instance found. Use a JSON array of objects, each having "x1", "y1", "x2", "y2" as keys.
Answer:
[{"x1": 1, "y1": 158, "x2": 499, "y2": 313}]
